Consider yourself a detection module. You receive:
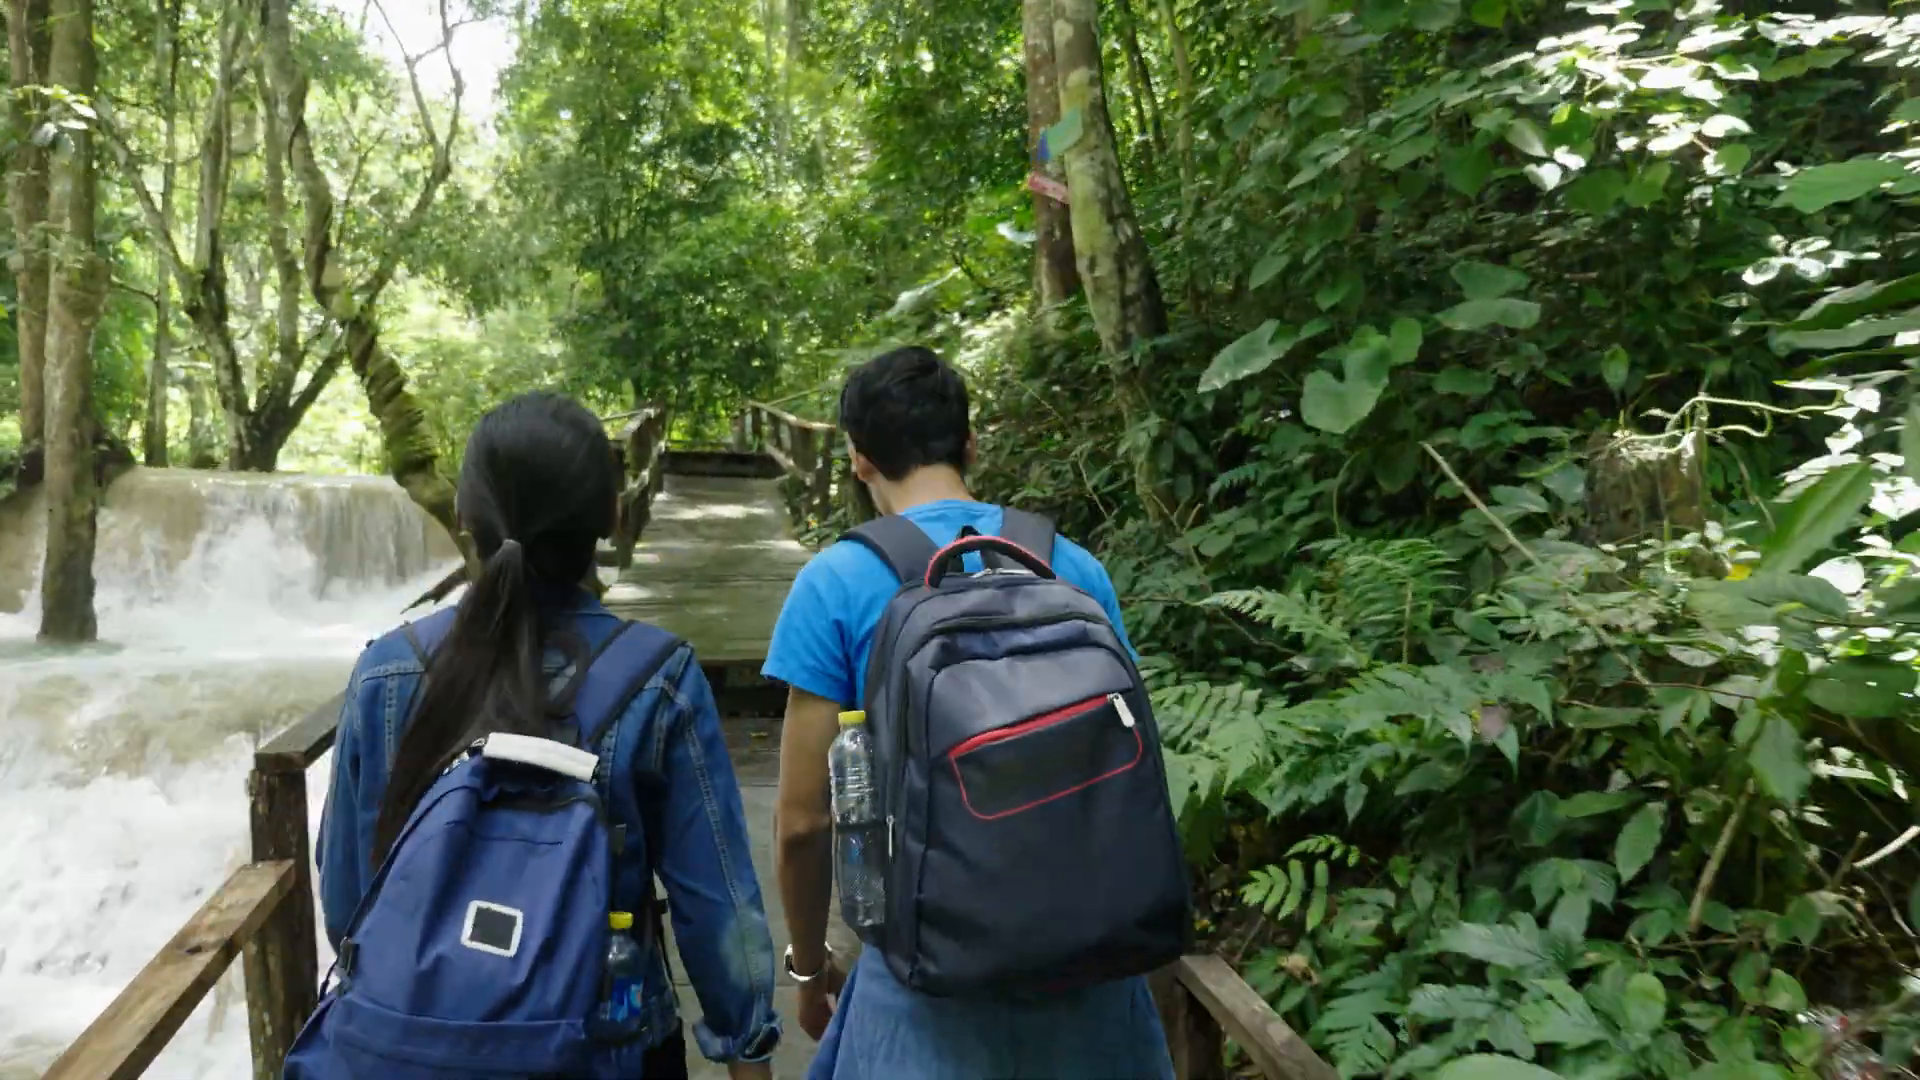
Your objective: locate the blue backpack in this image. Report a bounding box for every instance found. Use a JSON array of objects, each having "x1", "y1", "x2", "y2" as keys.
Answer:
[{"x1": 285, "y1": 614, "x2": 683, "y2": 1079}]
